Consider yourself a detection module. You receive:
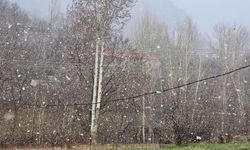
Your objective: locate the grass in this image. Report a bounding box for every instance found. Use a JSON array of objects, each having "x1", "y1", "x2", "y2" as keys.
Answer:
[
  {"x1": 8, "y1": 141, "x2": 250, "y2": 150},
  {"x1": 166, "y1": 142, "x2": 250, "y2": 150},
  {"x1": 122, "y1": 141, "x2": 250, "y2": 150}
]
